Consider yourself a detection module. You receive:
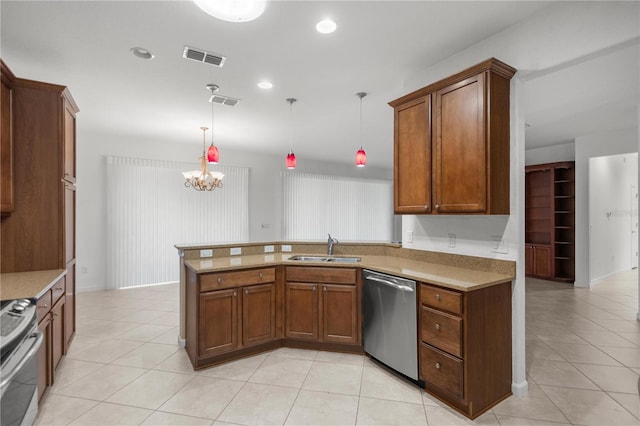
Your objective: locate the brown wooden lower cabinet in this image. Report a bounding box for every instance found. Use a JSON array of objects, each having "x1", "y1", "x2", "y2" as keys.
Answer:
[
  {"x1": 419, "y1": 280, "x2": 512, "y2": 419},
  {"x1": 285, "y1": 282, "x2": 319, "y2": 340},
  {"x1": 199, "y1": 288, "x2": 239, "y2": 357},
  {"x1": 525, "y1": 244, "x2": 551, "y2": 278},
  {"x1": 321, "y1": 284, "x2": 358, "y2": 345},
  {"x1": 36, "y1": 277, "x2": 68, "y2": 403},
  {"x1": 242, "y1": 283, "x2": 277, "y2": 346}
]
